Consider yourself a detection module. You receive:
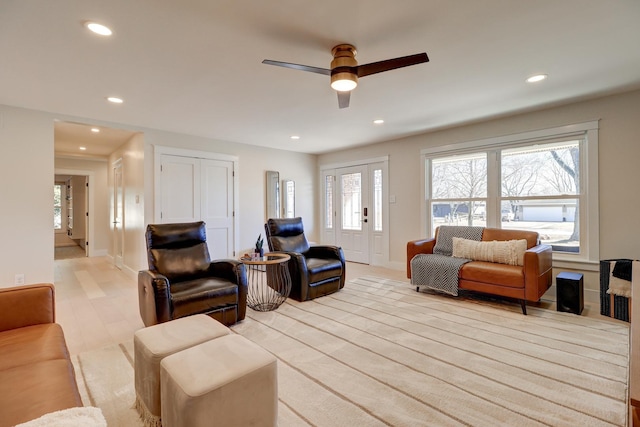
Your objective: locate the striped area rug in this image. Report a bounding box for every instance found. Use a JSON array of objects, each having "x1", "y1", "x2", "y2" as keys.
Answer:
[
  {"x1": 75, "y1": 276, "x2": 629, "y2": 427},
  {"x1": 237, "y1": 277, "x2": 629, "y2": 426}
]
